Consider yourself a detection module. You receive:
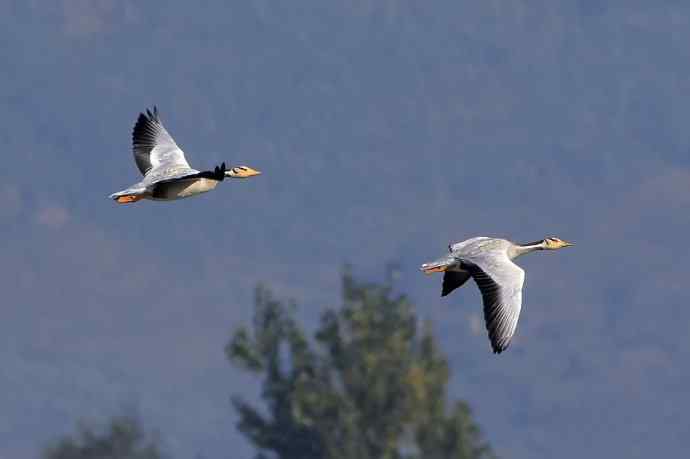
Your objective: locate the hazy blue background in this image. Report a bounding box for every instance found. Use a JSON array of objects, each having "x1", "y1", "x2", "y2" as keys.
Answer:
[{"x1": 1, "y1": 1, "x2": 688, "y2": 457}]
